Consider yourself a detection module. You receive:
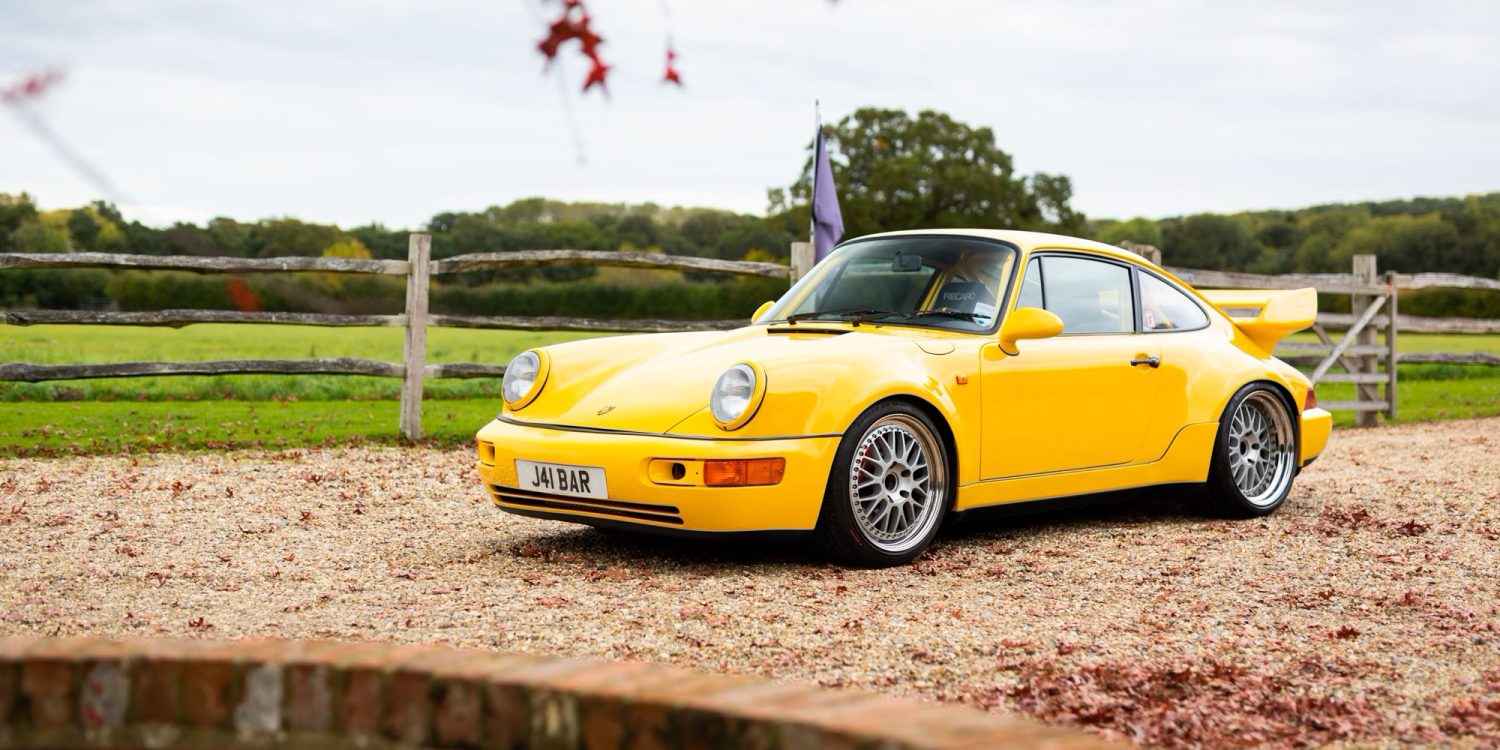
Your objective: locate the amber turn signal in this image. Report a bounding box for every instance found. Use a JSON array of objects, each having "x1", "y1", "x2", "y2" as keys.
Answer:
[
  {"x1": 1304, "y1": 388, "x2": 1317, "y2": 411},
  {"x1": 703, "y1": 458, "x2": 785, "y2": 486}
]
